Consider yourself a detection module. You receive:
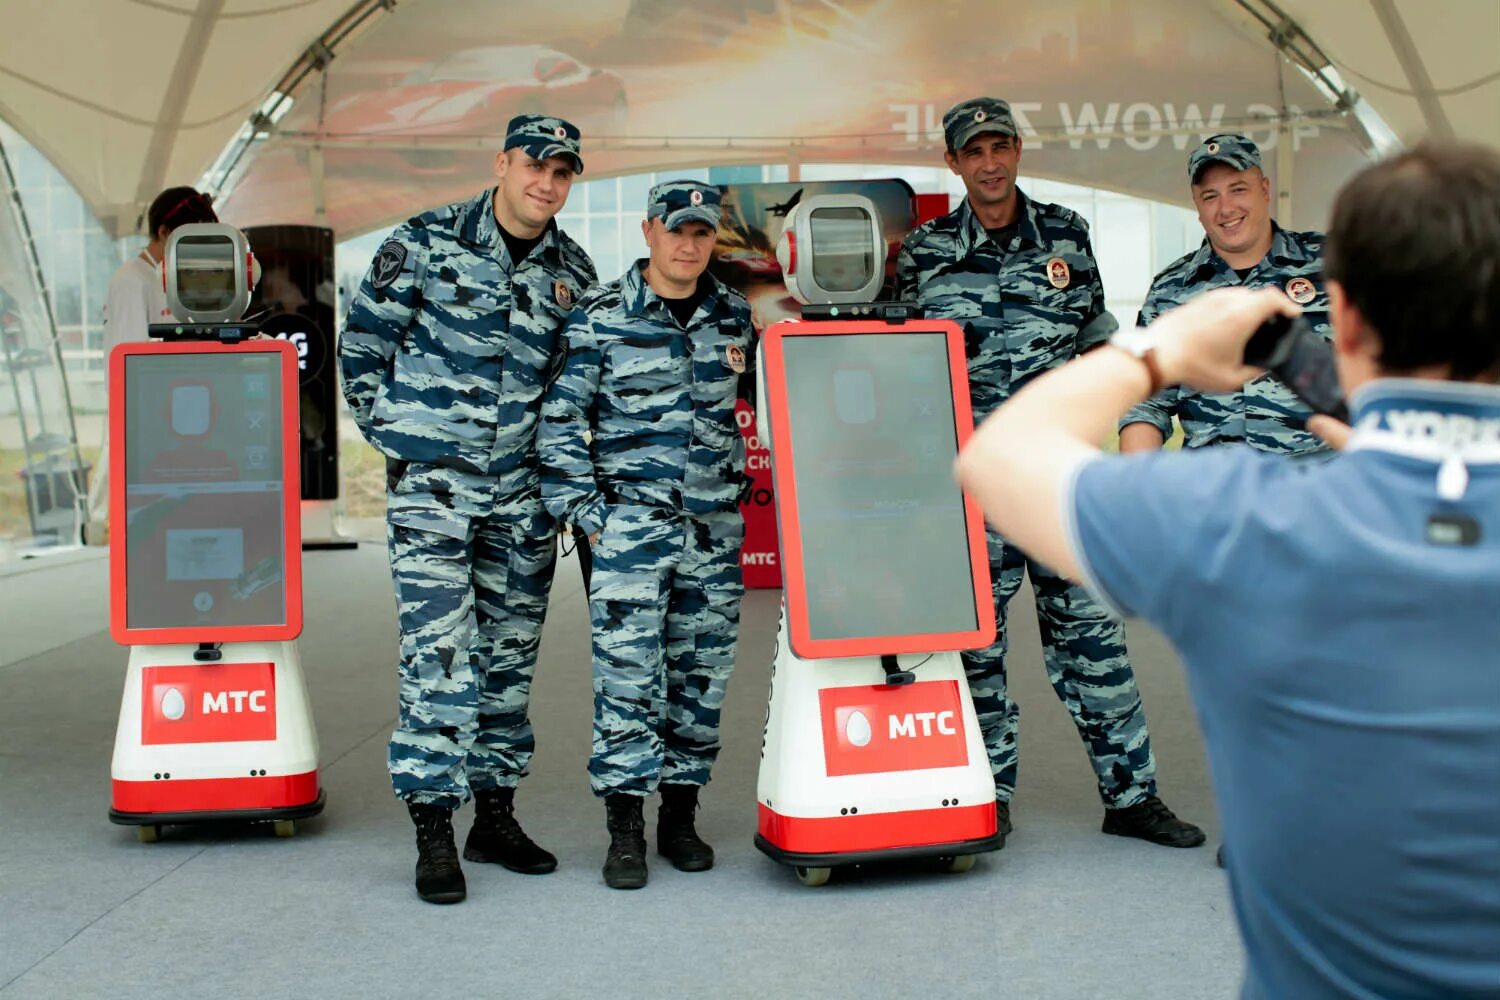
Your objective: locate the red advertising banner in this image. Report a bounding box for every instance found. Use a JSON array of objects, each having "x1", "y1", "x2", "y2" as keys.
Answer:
[
  {"x1": 712, "y1": 179, "x2": 919, "y2": 589},
  {"x1": 734, "y1": 398, "x2": 779, "y2": 588}
]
